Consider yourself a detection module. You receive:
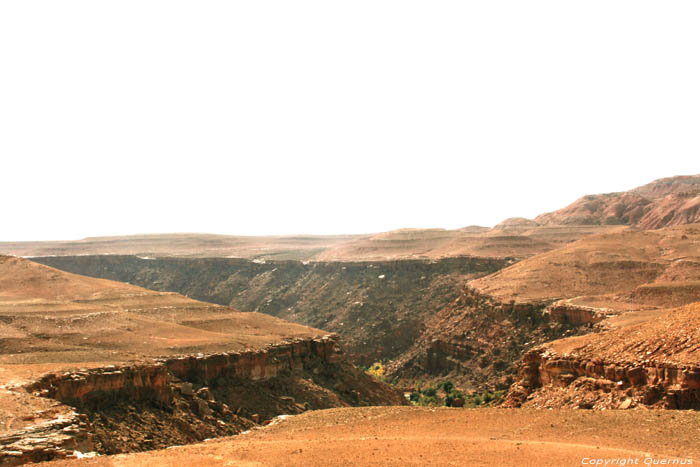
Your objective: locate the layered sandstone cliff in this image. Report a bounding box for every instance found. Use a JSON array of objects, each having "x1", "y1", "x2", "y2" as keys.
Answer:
[
  {"x1": 506, "y1": 302, "x2": 700, "y2": 410},
  {"x1": 1, "y1": 336, "x2": 405, "y2": 464}
]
